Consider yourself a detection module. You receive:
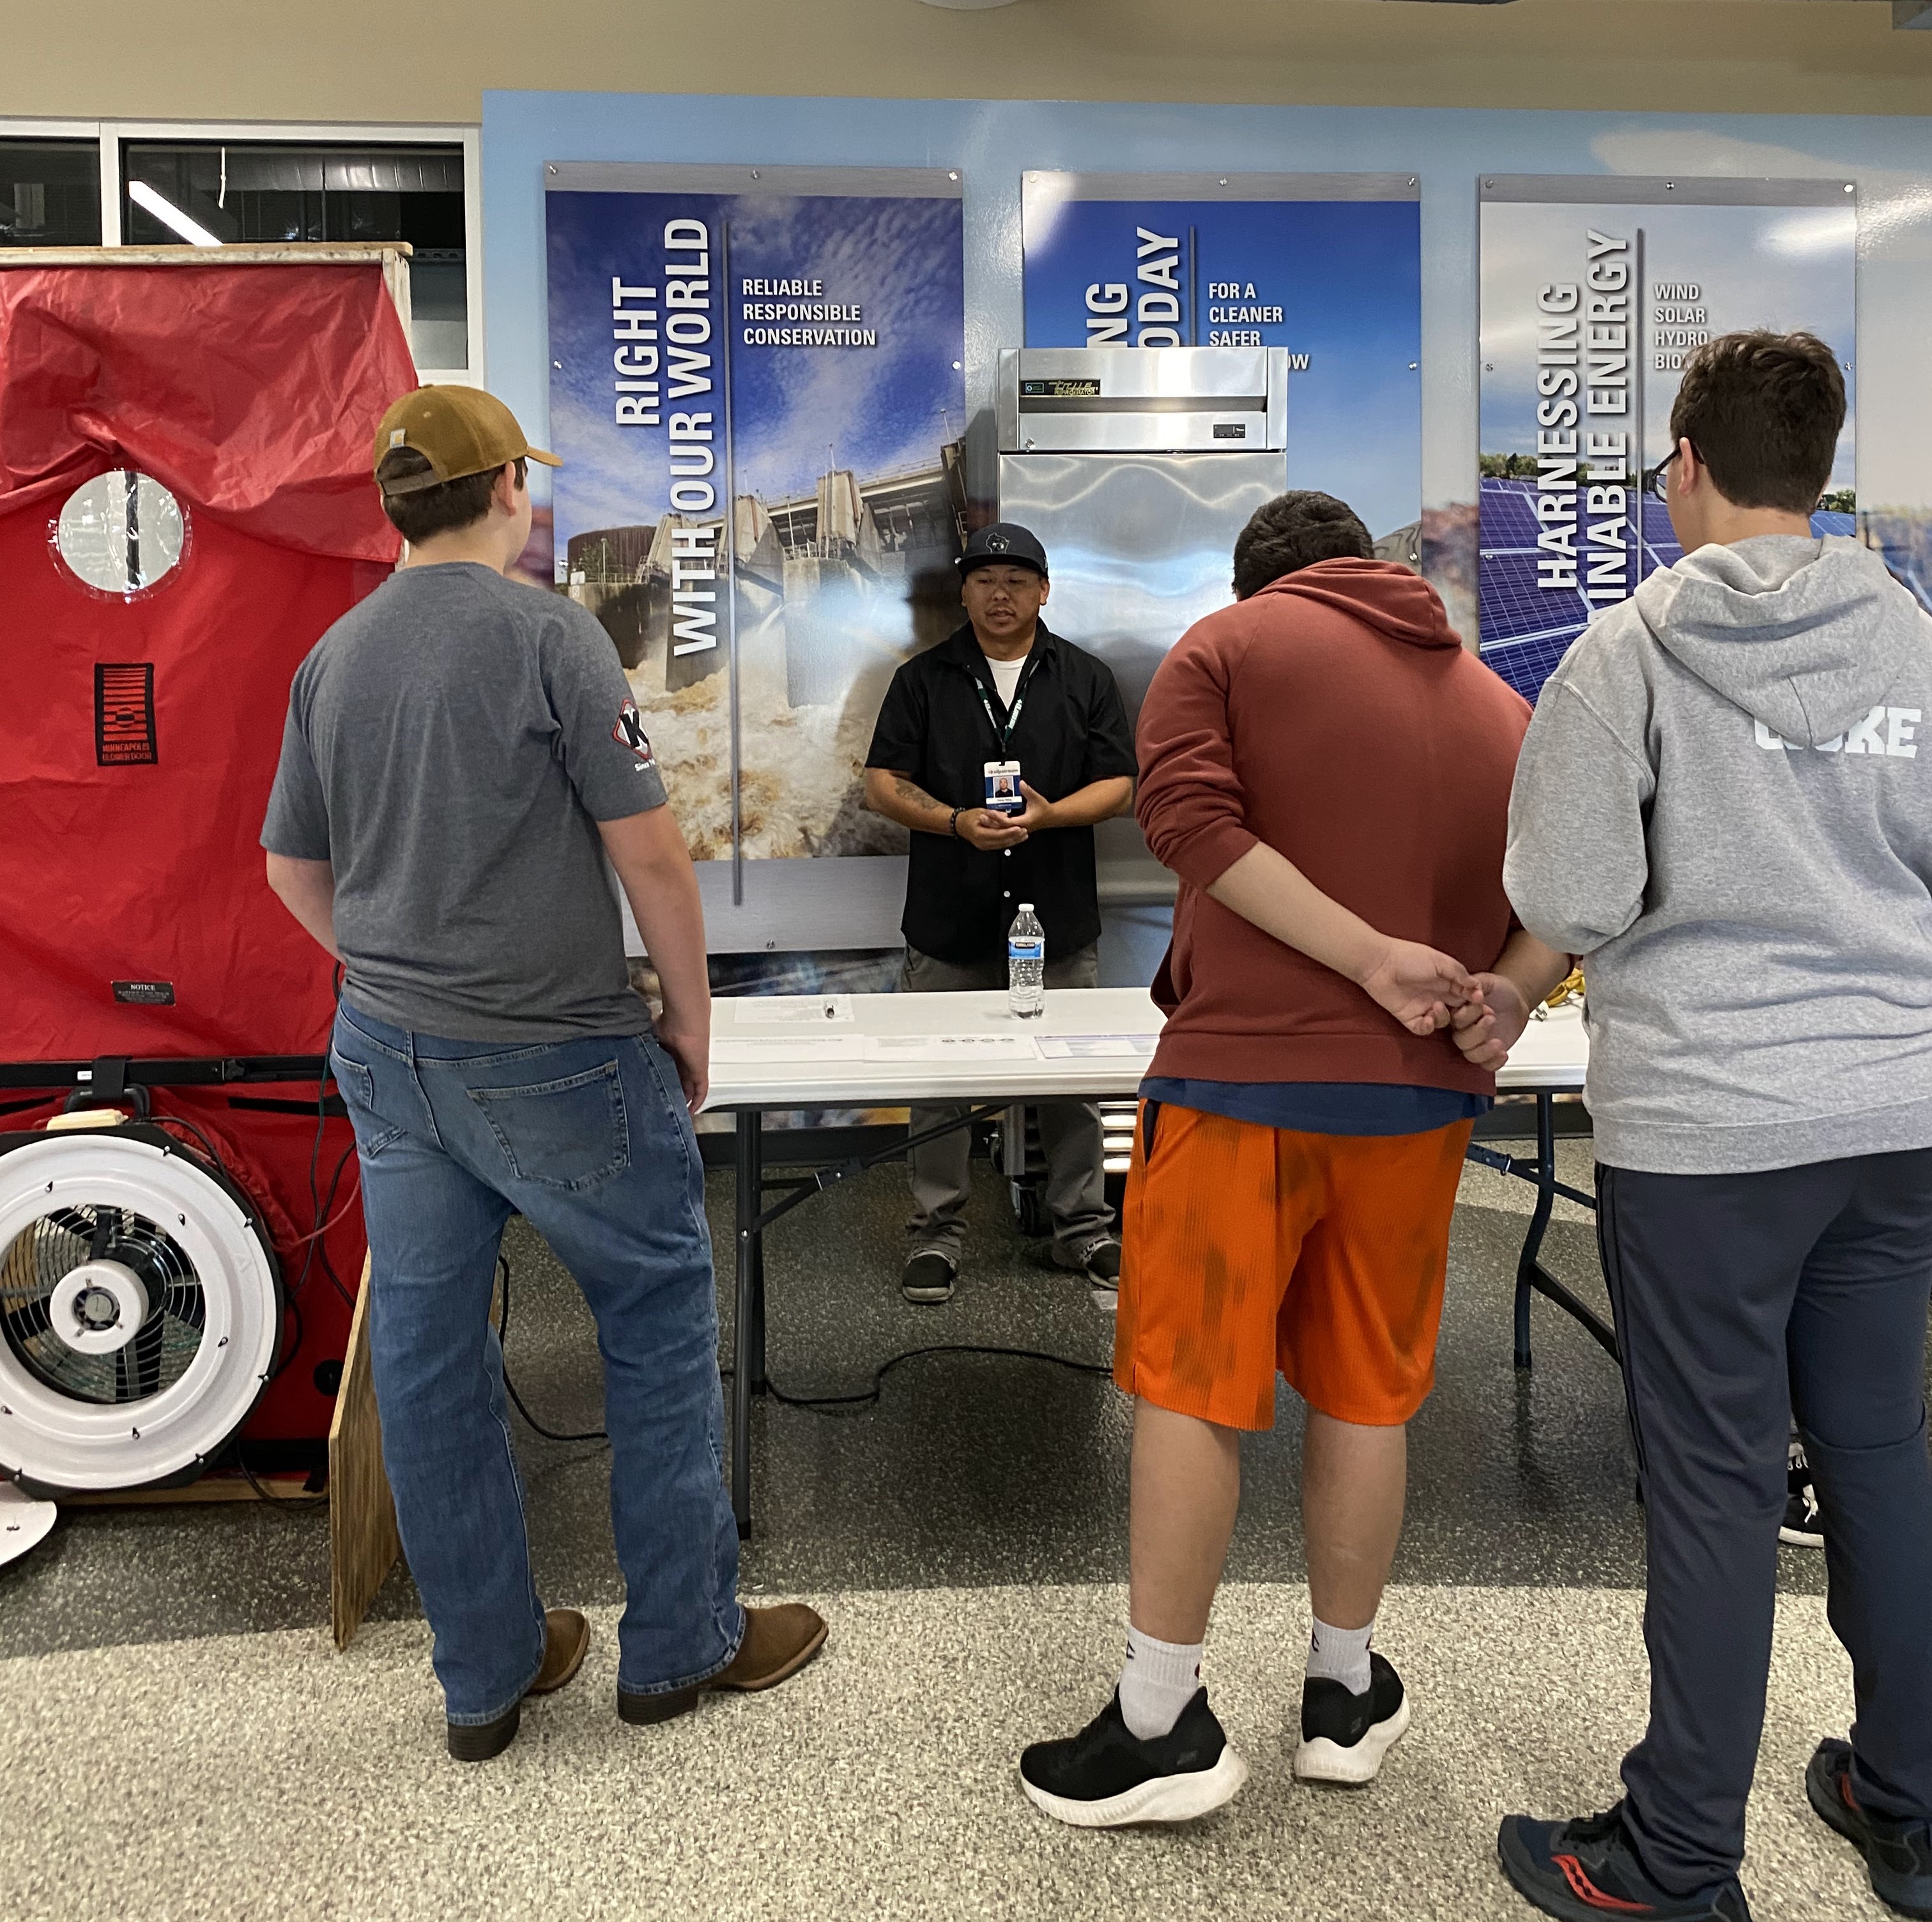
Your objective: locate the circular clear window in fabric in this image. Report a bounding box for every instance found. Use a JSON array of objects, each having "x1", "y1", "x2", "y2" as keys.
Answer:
[{"x1": 55, "y1": 471, "x2": 188, "y2": 595}]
